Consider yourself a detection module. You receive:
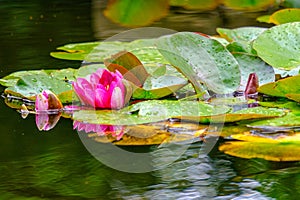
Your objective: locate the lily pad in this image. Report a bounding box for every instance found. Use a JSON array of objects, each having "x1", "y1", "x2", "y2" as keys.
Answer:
[
  {"x1": 249, "y1": 112, "x2": 300, "y2": 127},
  {"x1": 170, "y1": 0, "x2": 218, "y2": 10},
  {"x1": 203, "y1": 106, "x2": 286, "y2": 123},
  {"x1": 4, "y1": 73, "x2": 73, "y2": 103},
  {"x1": 0, "y1": 68, "x2": 77, "y2": 87},
  {"x1": 270, "y1": 8, "x2": 300, "y2": 25},
  {"x1": 73, "y1": 100, "x2": 231, "y2": 125},
  {"x1": 286, "y1": 94, "x2": 300, "y2": 103},
  {"x1": 222, "y1": 0, "x2": 276, "y2": 10},
  {"x1": 219, "y1": 140, "x2": 300, "y2": 161},
  {"x1": 217, "y1": 27, "x2": 267, "y2": 43},
  {"x1": 103, "y1": 0, "x2": 169, "y2": 27},
  {"x1": 257, "y1": 15, "x2": 272, "y2": 24},
  {"x1": 217, "y1": 27, "x2": 267, "y2": 55},
  {"x1": 258, "y1": 74, "x2": 300, "y2": 98},
  {"x1": 157, "y1": 32, "x2": 241, "y2": 94},
  {"x1": 253, "y1": 22, "x2": 300, "y2": 70},
  {"x1": 51, "y1": 39, "x2": 170, "y2": 65},
  {"x1": 233, "y1": 54, "x2": 274, "y2": 90},
  {"x1": 132, "y1": 75, "x2": 187, "y2": 99},
  {"x1": 219, "y1": 132, "x2": 300, "y2": 161}
]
